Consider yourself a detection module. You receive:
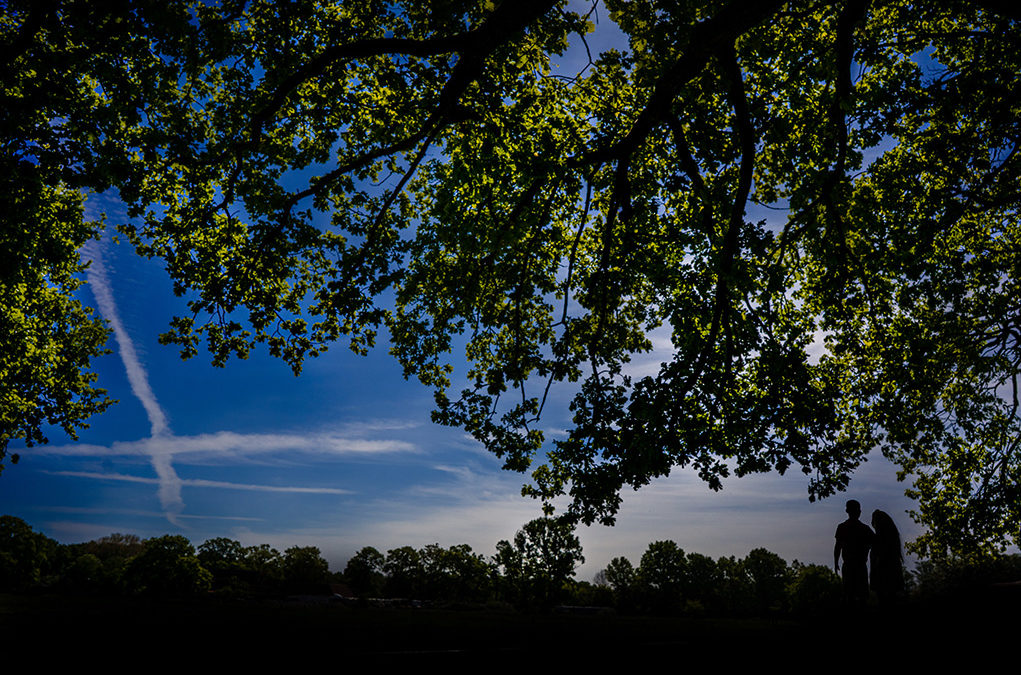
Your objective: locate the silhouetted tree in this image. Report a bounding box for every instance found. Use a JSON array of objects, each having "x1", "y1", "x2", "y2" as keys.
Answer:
[
  {"x1": 911, "y1": 553, "x2": 1021, "y2": 600},
  {"x1": 196, "y1": 537, "x2": 248, "y2": 591},
  {"x1": 563, "y1": 578, "x2": 613, "y2": 607},
  {"x1": 63, "y1": 552, "x2": 103, "y2": 592},
  {"x1": 493, "y1": 538, "x2": 526, "y2": 605},
  {"x1": 70, "y1": 532, "x2": 145, "y2": 592},
  {"x1": 419, "y1": 543, "x2": 493, "y2": 604},
  {"x1": 602, "y1": 556, "x2": 637, "y2": 611},
  {"x1": 714, "y1": 555, "x2": 754, "y2": 615},
  {"x1": 743, "y1": 548, "x2": 791, "y2": 614},
  {"x1": 0, "y1": 515, "x2": 58, "y2": 590},
  {"x1": 241, "y1": 543, "x2": 284, "y2": 591},
  {"x1": 121, "y1": 535, "x2": 211, "y2": 596},
  {"x1": 787, "y1": 562, "x2": 842, "y2": 616},
  {"x1": 637, "y1": 541, "x2": 688, "y2": 614},
  {"x1": 498, "y1": 518, "x2": 584, "y2": 607},
  {"x1": 383, "y1": 545, "x2": 423, "y2": 599},
  {"x1": 683, "y1": 552, "x2": 723, "y2": 612},
  {"x1": 282, "y1": 545, "x2": 330, "y2": 592},
  {"x1": 79, "y1": 533, "x2": 144, "y2": 561},
  {"x1": 344, "y1": 546, "x2": 385, "y2": 598},
  {"x1": 198, "y1": 537, "x2": 245, "y2": 568}
]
